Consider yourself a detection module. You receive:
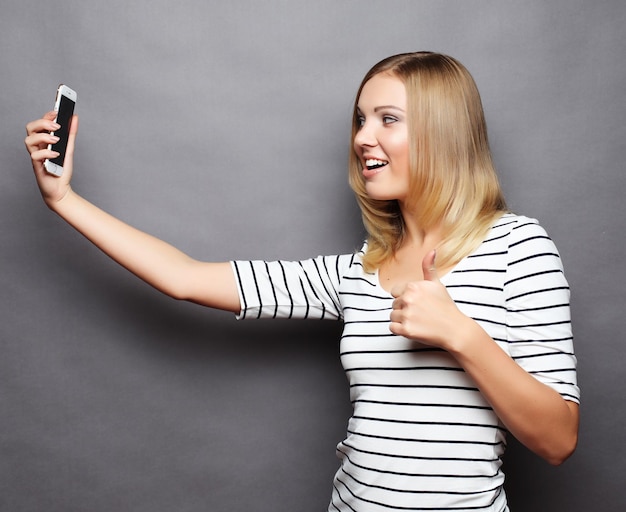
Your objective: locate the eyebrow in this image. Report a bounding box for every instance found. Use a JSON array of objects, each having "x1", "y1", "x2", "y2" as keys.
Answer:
[
  {"x1": 374, "y1": 105, "x2": 405, "y2": 112},
  {"x1": 356, "y1": 105, "x2": 406, "y2": 113}
]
